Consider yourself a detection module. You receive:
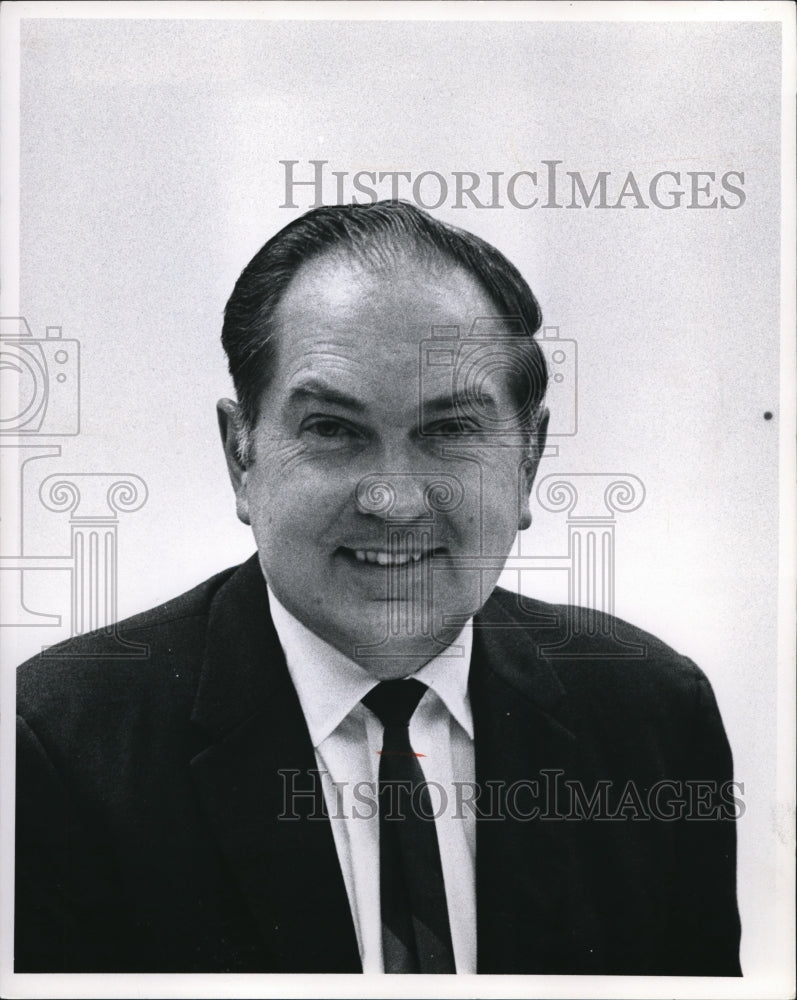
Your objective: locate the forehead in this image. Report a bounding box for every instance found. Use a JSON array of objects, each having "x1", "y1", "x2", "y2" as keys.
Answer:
[{"x1": 268, "y1": 252, "x2": 506, "y2": 374}]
